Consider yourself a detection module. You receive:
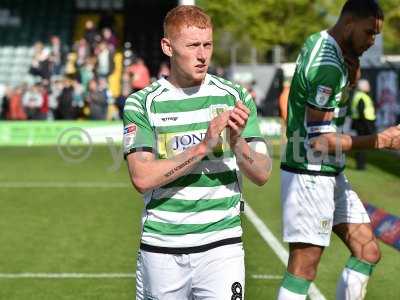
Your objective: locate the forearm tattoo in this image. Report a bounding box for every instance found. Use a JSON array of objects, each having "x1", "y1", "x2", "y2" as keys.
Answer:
[
  {"x1": 241, "y1": 152, "x2": 254, "y2": 164},
  {"x1": 164, "y1": 156, "x2": 199, "y2": 178}
]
